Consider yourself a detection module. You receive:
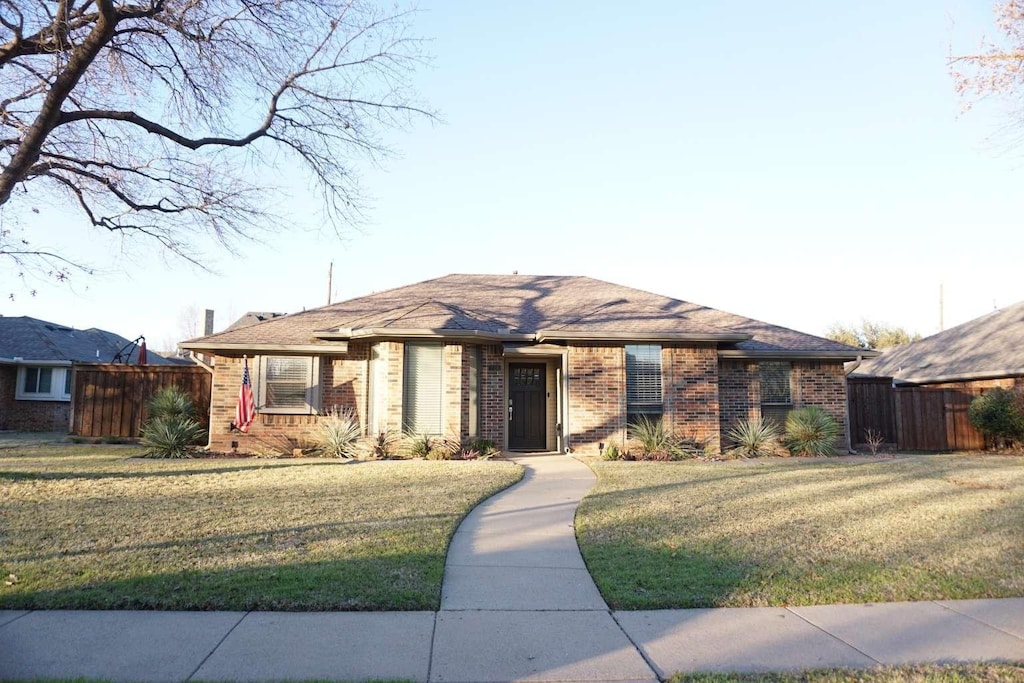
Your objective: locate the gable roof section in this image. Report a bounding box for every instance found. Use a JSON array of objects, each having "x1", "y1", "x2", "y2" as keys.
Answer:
[
  {"x1": 852, "y1": 301, "x2": 1024, "y2": 384},
  {"x1": 181, "y1": 274, "x2": 863, "y2": 358},
  {"x1": 0, "y1": 316, "x2": 176, "y2": 364}
]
